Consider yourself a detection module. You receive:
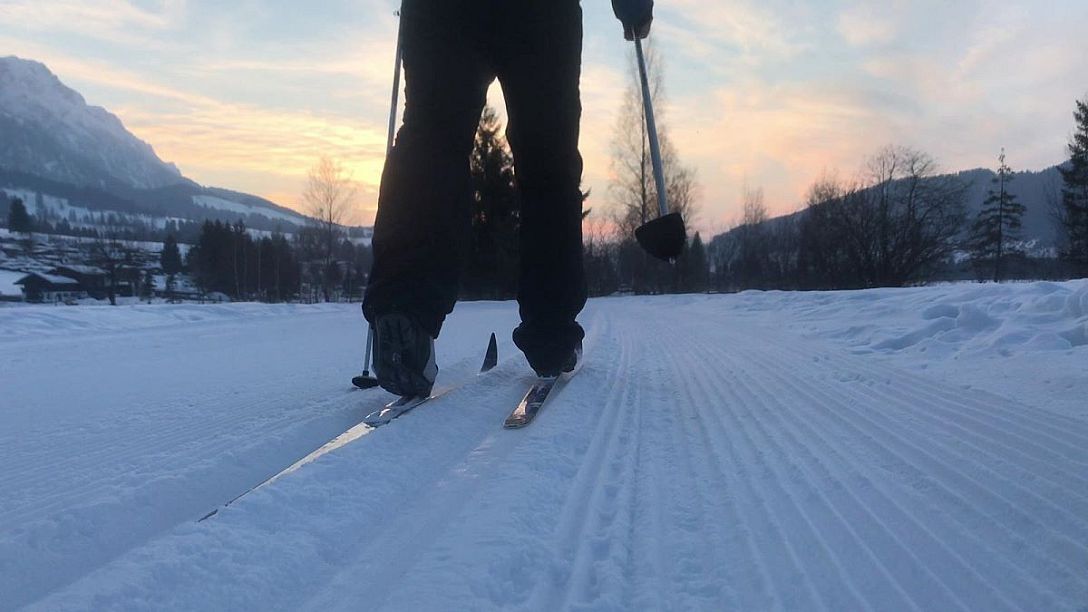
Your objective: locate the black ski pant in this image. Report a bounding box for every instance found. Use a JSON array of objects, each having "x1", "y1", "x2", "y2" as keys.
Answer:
[{"x1": 363, "y1": 0, "x2": 587, "y2": 366}]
